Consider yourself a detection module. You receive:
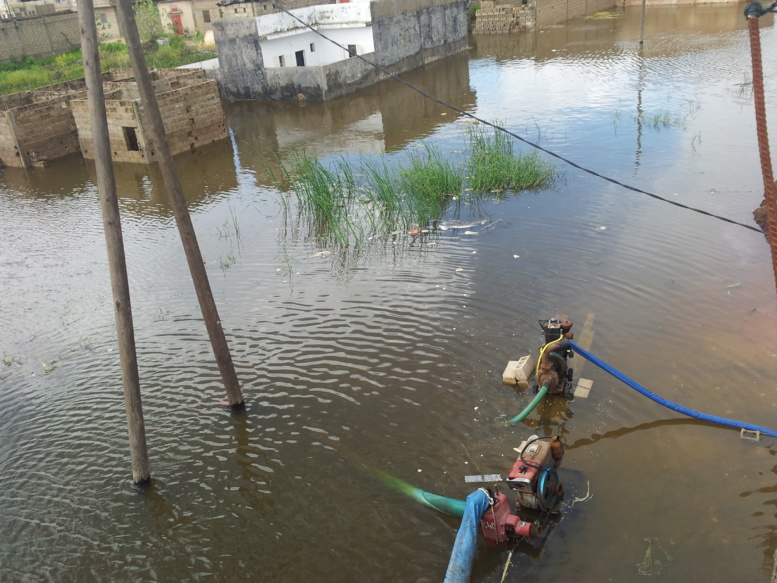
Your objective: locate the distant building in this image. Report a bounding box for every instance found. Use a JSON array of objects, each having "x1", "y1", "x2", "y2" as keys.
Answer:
[{"x1": 213, "y1": 0, "x2": 468, "y2": 101}]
